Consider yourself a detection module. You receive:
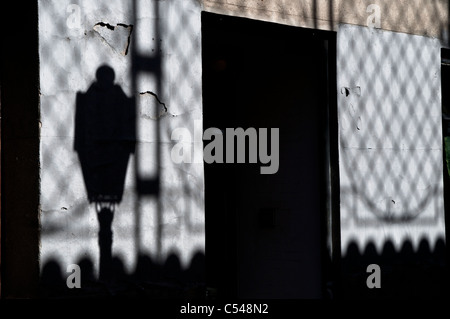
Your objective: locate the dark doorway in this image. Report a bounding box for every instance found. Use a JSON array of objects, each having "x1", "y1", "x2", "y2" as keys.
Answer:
[
  {"x1": 441, "y1": 48, "x2": 450, "y2": 271},
  {"x1": 202, "y1": 12, "x2": 338, "y2": 299}
]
